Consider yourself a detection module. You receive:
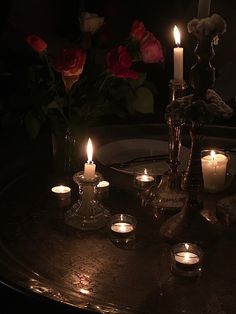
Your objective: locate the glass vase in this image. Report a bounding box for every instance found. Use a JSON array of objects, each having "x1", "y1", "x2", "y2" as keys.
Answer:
[{"x1": 52, "y1": 127, "x2": 80, "y2": 176}]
